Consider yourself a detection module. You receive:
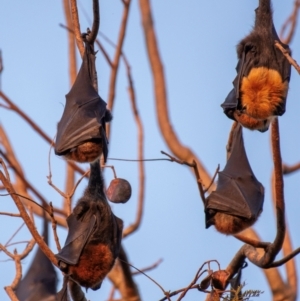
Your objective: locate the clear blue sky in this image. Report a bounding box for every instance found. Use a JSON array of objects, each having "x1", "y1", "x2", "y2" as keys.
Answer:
[{"x1": 0, "y1": 1, "x2": 299, "y2": 300}]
